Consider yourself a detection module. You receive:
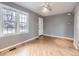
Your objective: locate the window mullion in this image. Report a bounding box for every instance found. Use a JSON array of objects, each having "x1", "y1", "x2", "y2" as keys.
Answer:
[{"x1": 16, "y1": 13, "x2": 20, "y2": 34}]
